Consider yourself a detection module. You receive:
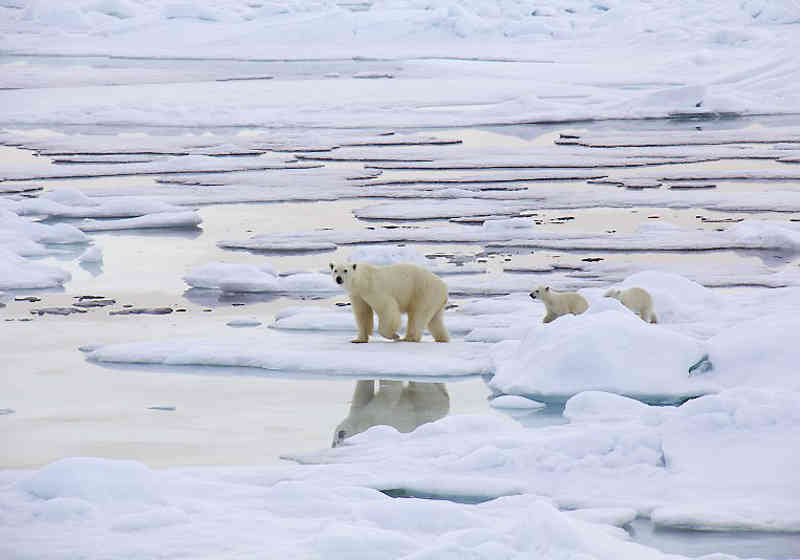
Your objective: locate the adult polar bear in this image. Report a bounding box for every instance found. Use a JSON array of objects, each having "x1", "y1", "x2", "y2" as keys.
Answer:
[{"x1": 330, "y1": 262, "x2": 450, "y2": 343}]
